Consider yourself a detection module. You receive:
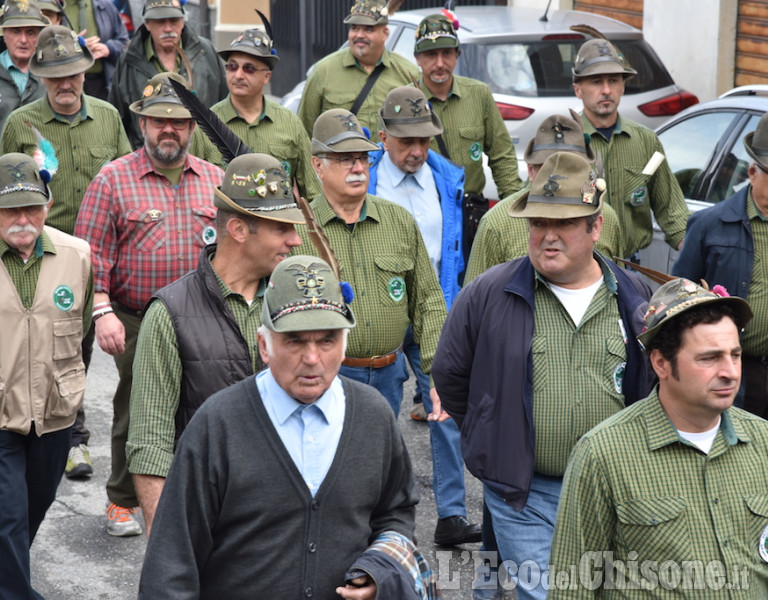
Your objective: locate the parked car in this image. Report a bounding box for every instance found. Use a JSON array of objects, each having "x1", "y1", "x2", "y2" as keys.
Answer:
[
  {"x1": 637, "y1": 87, "x2": 768, "y2": 274},
  {"x1": 283, "y1": 5, "x2": 697, "y2": 195}
]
